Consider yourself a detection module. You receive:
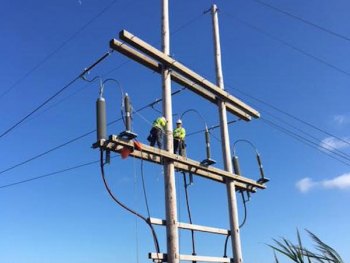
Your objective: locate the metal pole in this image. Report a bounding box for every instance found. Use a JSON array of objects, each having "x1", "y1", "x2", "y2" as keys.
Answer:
[
  {"x1": 211, "y1": 4, "x2": 243, "y2": 263},
  {"x1": 162, "y1": 0, "x2": 179, "y2": 262}
]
